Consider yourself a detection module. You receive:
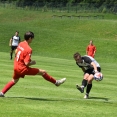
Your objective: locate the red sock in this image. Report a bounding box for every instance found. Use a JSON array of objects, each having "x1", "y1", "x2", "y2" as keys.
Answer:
[
  {"x1": 1, "y1": 81, "x2": 15, "y2": 94},
  {"x1": 42, "y1": 73, "x2": 56, "y2": 84}
]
